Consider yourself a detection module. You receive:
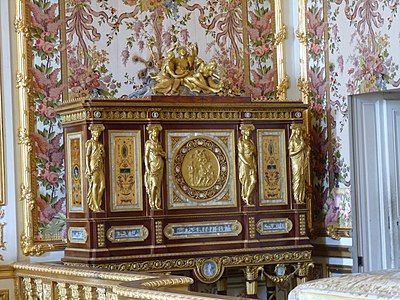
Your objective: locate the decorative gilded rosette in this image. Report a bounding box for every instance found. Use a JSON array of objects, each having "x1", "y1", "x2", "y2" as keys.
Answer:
[{"x1": 172, "y1": 137, "x2": 229, "y2": 202}]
